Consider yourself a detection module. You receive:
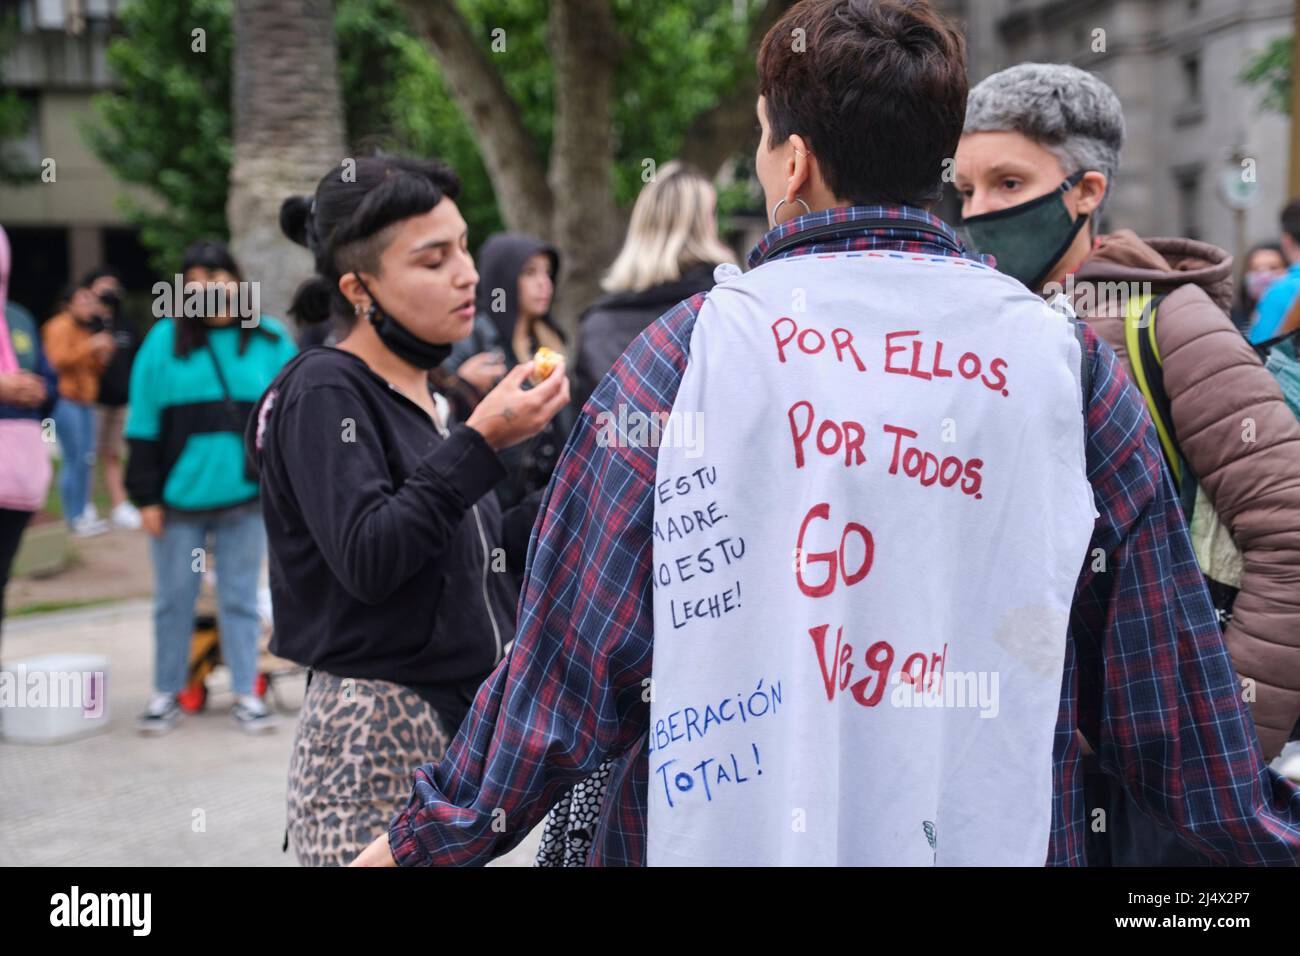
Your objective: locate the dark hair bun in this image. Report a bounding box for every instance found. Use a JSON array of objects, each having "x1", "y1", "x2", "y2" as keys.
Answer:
[
  {"x1": 280, "y1": 195, "x2": 313, "y2": 248},
  {"x1": 288, "y1": 274, "x2": 335, "y2": 326}
]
